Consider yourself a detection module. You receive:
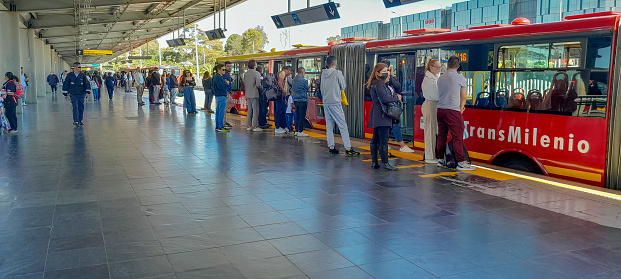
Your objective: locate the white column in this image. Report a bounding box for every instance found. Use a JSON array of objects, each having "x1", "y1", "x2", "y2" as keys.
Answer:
[
  {"x1": 0, "y1": 11, "x2": 20, "y2": 77},
  {"x1": 34, "y1": 36, "x2": 46, "y2": 98}
]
